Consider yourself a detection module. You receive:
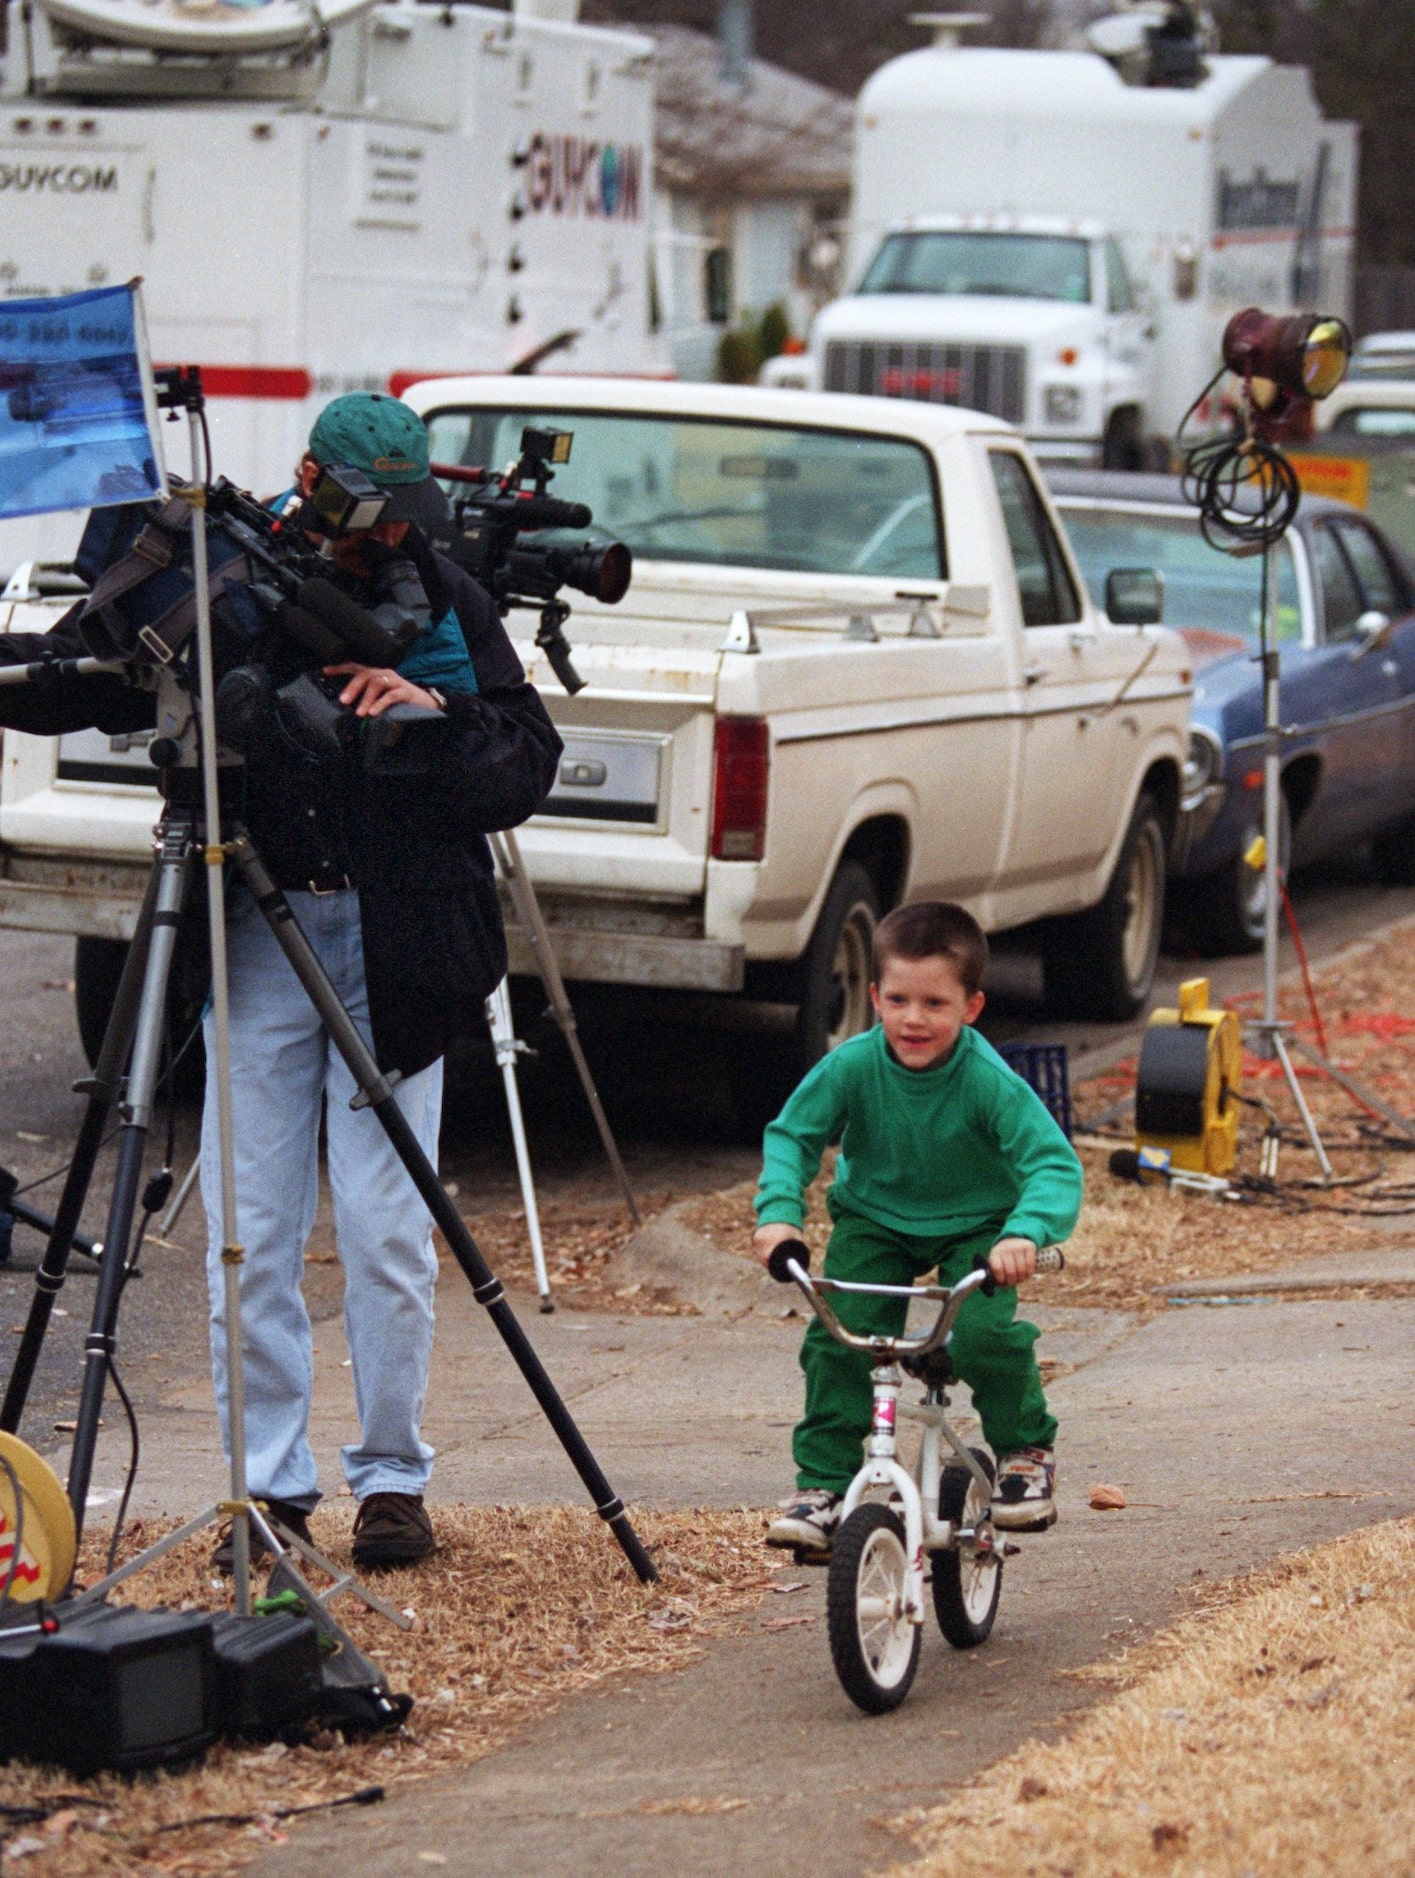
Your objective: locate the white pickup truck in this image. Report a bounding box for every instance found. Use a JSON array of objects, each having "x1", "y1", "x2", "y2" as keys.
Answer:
[{"x1": 0, "y1": 379, "x2": 1191, "y2": 1108}]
